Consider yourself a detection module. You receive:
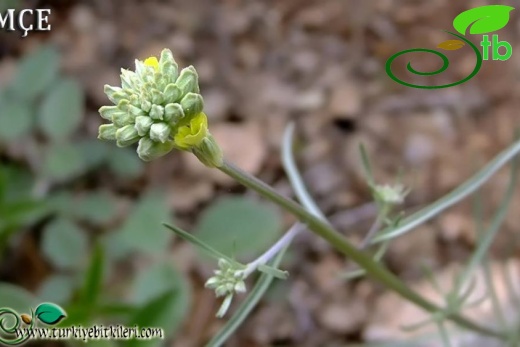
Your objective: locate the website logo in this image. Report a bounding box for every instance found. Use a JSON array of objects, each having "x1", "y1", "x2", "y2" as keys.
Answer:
[
  {"x1": 0, "y1": 302, "x2": 65, "y2": 345},
  {"x1": 386, "y1": 5, "x2": 514, "y2": 89},
  {"x1": 0, "y1": 302, "x2": 163, "y2": 345}
]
